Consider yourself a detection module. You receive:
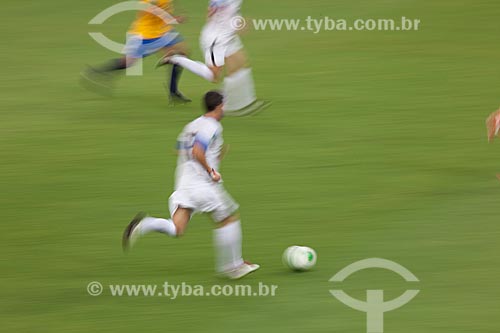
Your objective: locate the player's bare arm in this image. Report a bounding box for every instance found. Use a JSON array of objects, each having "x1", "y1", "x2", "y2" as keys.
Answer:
[{"x1": 193, "y1": 143, "x2": 221, "y2": 182}]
